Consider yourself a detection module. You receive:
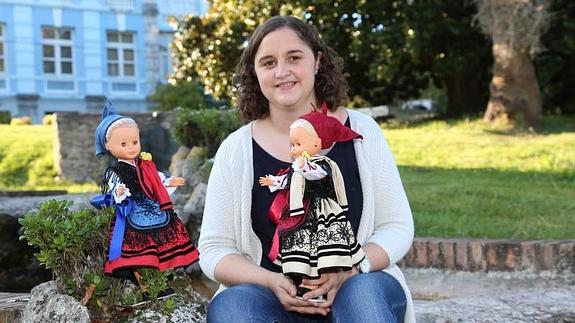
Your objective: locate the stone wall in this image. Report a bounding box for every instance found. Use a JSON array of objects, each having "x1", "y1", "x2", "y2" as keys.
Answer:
[
  {"x1": 398, "y1": 237, "x2": 575, "y2": 273},
  {"x1": 54, "y1": 111, "x2": 178, "y2": 183}
]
